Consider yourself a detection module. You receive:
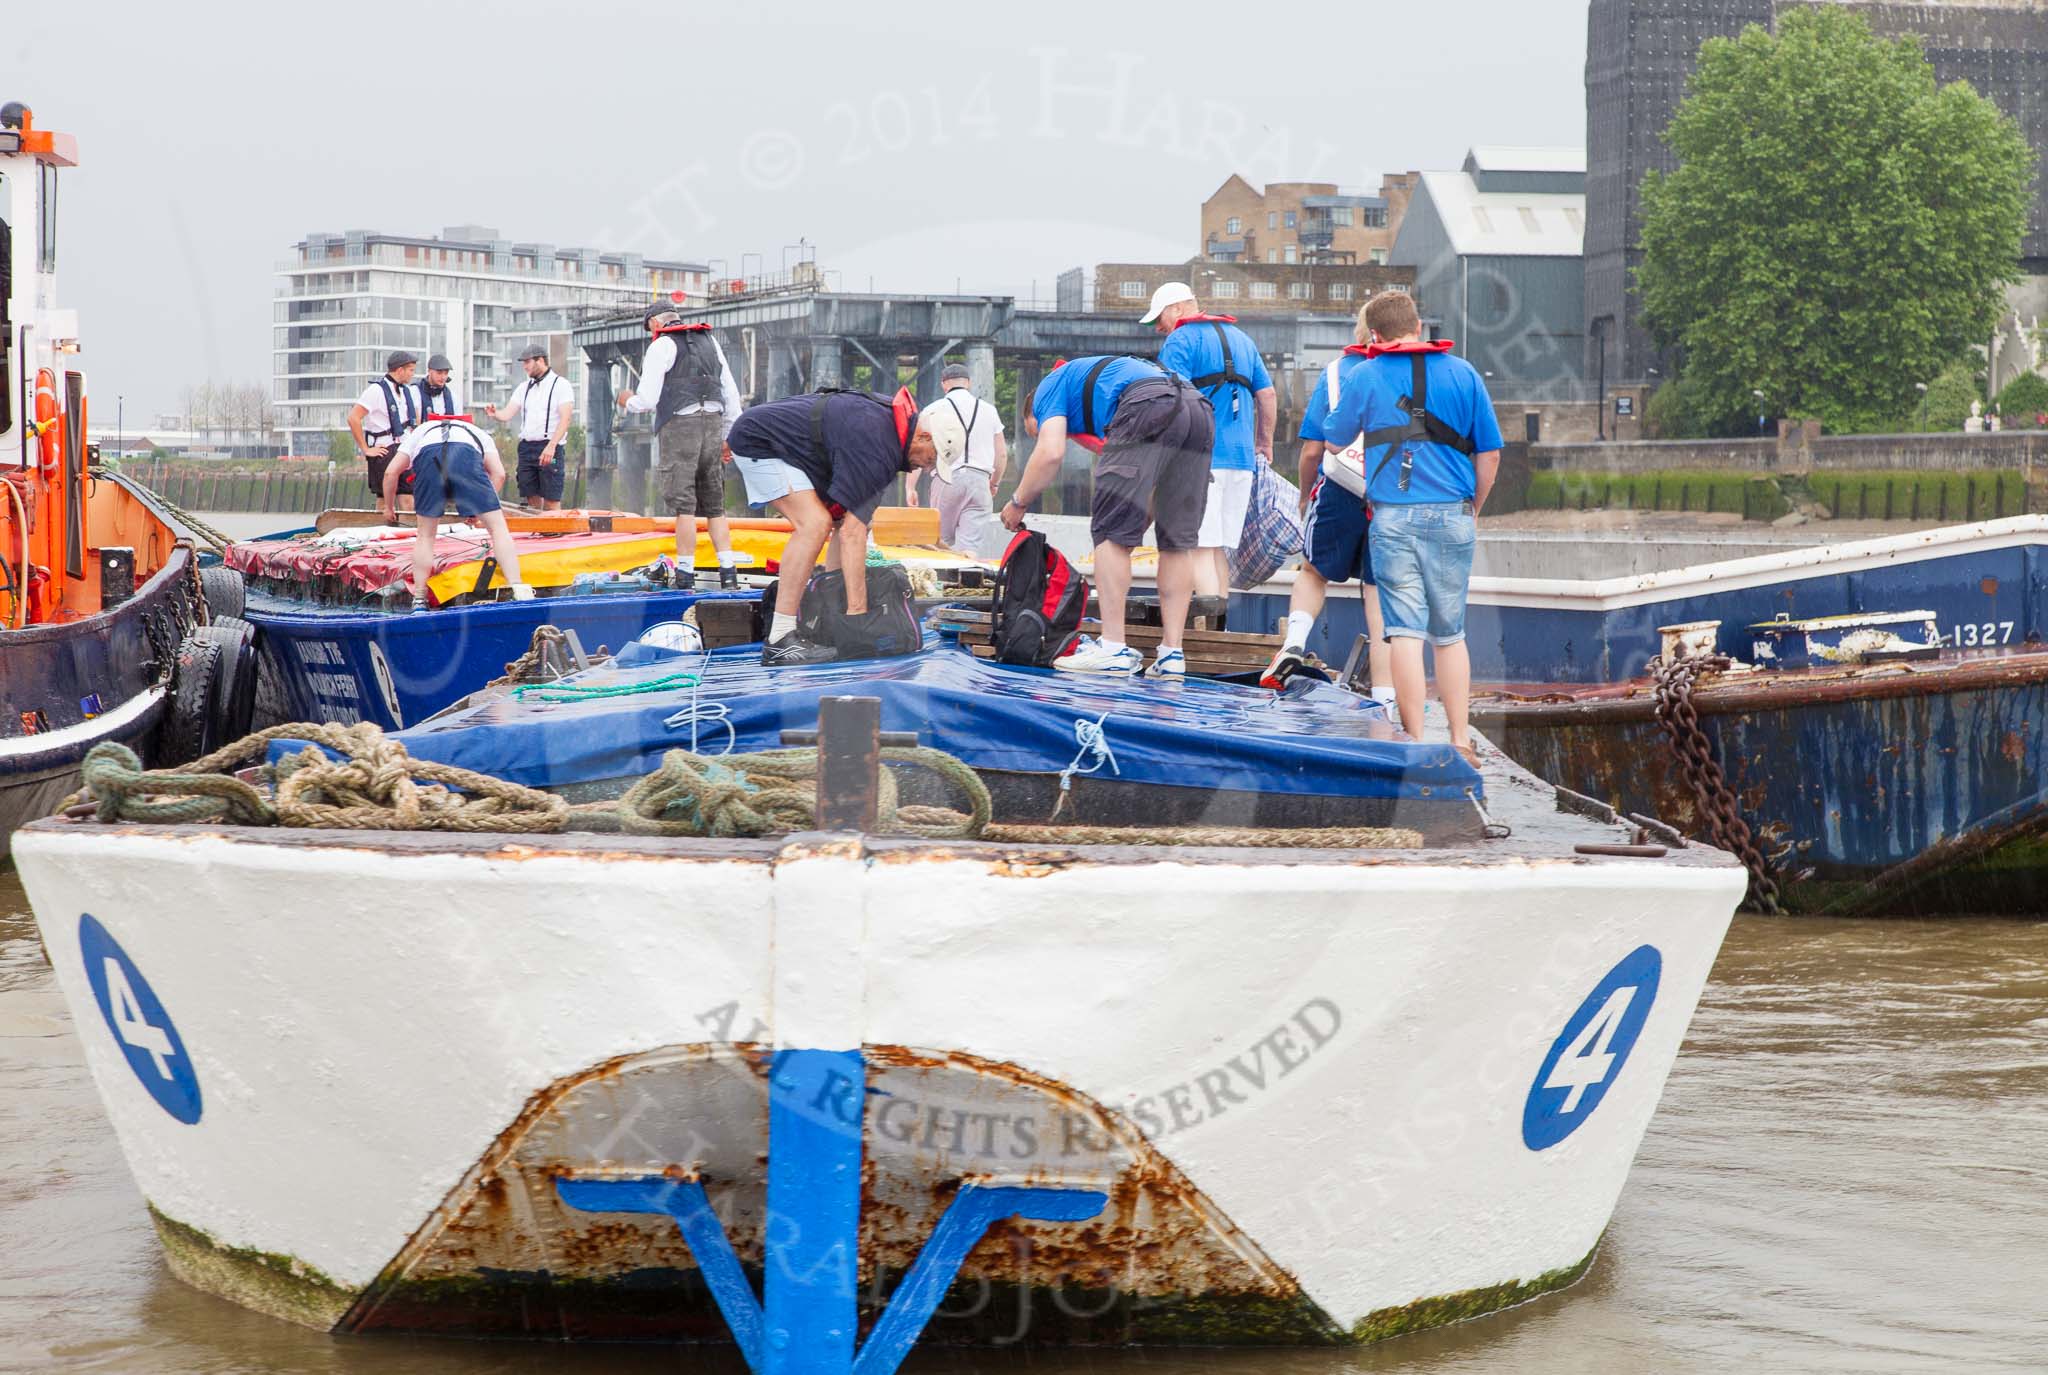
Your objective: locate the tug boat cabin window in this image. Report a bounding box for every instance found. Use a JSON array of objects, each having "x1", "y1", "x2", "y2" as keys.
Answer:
[{"x1": 37, "y1": 160, "x2": 55, "y2": 274}]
